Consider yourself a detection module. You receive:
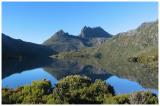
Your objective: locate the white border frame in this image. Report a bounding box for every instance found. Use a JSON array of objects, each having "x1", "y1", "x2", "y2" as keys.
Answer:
[{"x1": 0, "y1": 0, "x2": 159, "y2": 106}]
